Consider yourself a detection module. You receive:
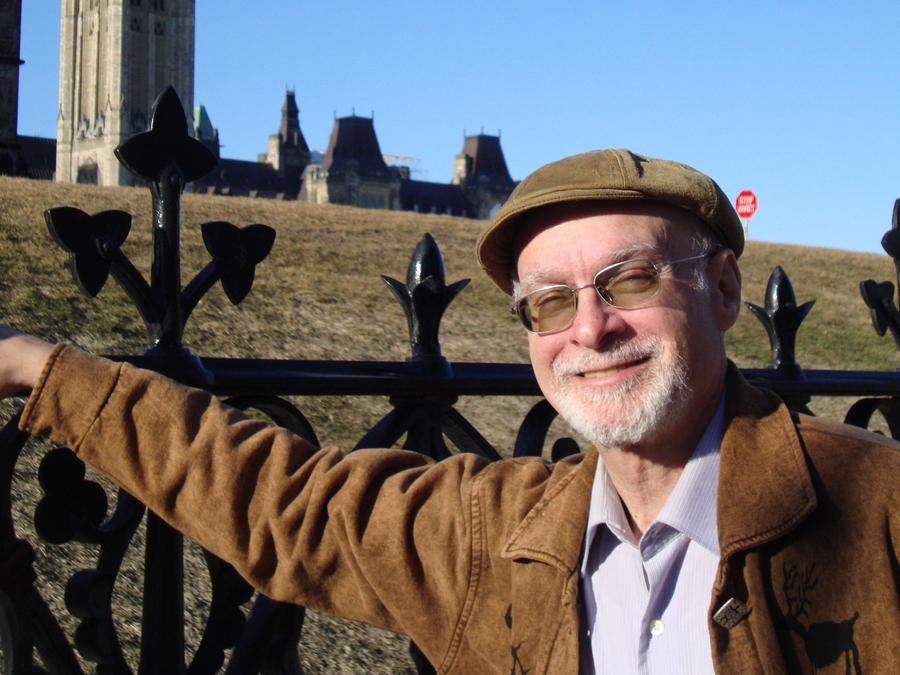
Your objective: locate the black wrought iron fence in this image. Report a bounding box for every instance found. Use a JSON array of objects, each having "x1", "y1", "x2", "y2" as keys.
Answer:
[{"x1": 1, "y1": 87, "x2": 899, "y2": 673}]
